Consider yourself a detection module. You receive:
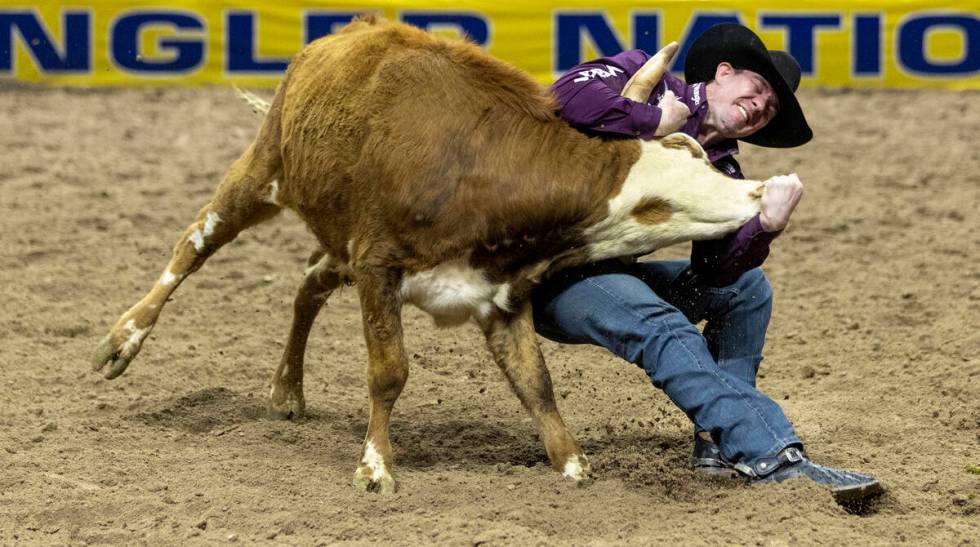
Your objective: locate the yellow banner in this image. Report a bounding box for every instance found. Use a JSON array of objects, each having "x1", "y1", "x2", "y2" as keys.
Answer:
[{"x1": 3, "y1": 1, "x2": 978, "y2": 88}]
